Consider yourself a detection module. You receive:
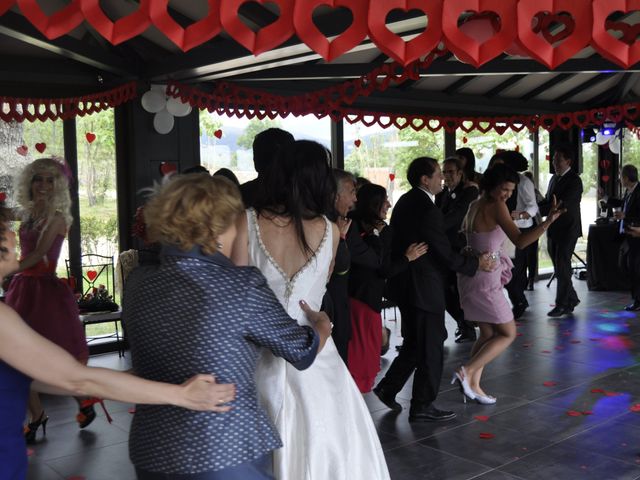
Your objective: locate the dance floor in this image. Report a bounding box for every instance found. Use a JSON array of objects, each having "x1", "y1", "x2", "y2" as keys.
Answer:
[{"x1": 27, "y1": 279, "x2": 640, "y2": 479}]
